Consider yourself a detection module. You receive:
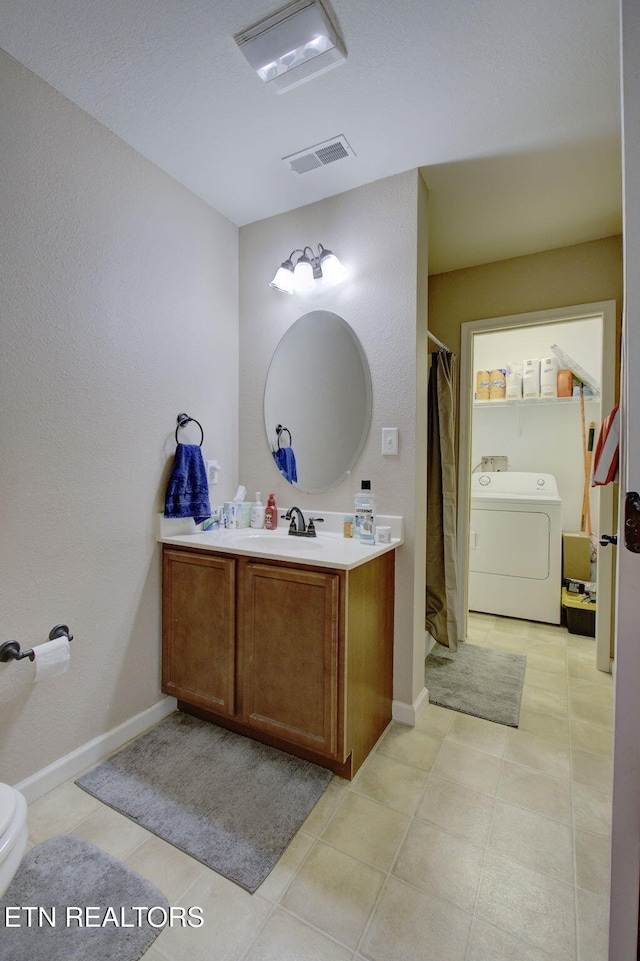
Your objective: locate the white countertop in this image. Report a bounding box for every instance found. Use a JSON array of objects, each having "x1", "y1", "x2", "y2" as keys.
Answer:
[{"x1": 159, "y1": 512, "x2": 403, "y2": 571}]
